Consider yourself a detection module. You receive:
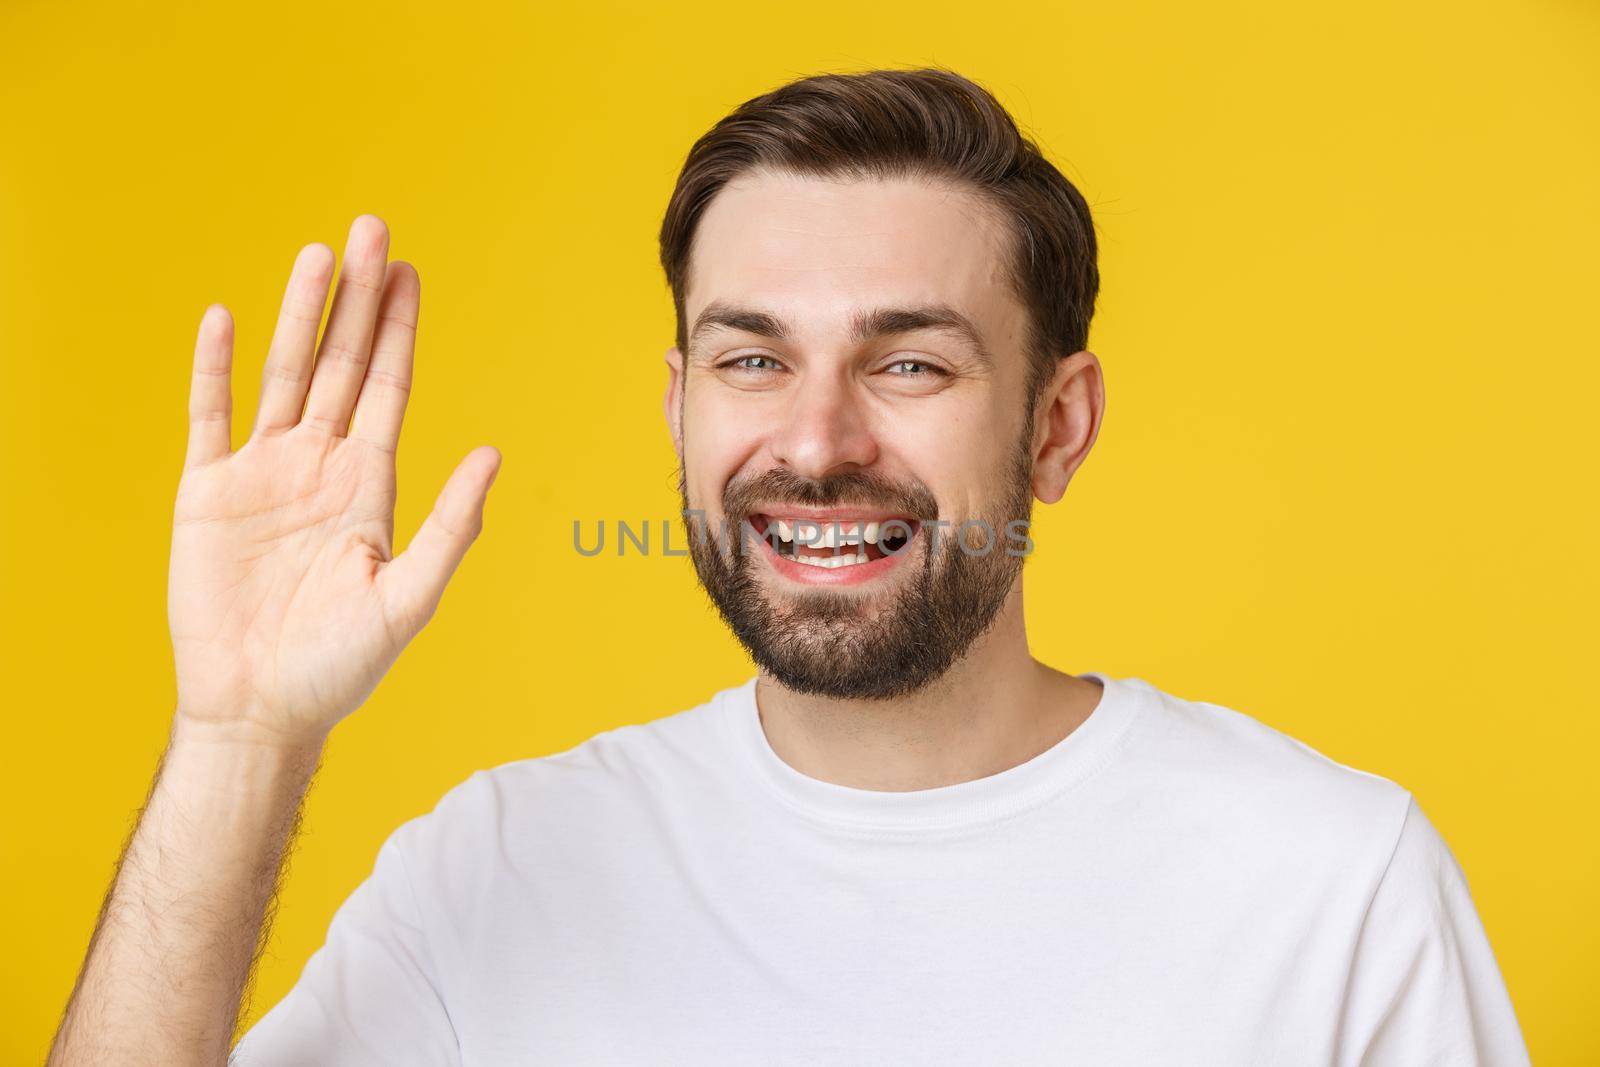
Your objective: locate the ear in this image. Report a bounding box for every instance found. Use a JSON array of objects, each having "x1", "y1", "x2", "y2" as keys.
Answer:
[
  {"x1": 1031, "y1": 350, "x2": 1105, "y2": 504},
  {"x1": 663, "y1": 345, "x2": 685, "y2": 461}
]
